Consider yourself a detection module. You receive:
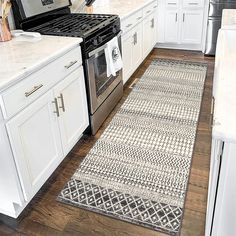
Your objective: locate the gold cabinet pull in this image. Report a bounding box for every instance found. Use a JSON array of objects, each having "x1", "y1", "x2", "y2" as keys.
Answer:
[
  {"x1": 58, "y1": 93, "x2": 66, "y2": 112},
  {"x1": 64, "y1": 60, "x2": 78, "y2": 69},
  {"x1": 52, "y1": 98, "x2": 60, "y2": 117},
  {"x1": 25, "y1": 84, "x2": 43, "y2": 97}
]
